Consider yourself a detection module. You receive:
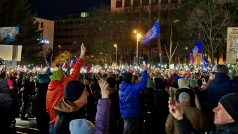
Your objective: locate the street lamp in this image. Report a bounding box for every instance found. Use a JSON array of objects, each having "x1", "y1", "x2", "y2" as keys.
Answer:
[
  {"x1": 133, "y1": 30, "x2": 142, "y2": 65},
  {"x1": 113, "y1": 44, "x2": 118, "y2": 66}
]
